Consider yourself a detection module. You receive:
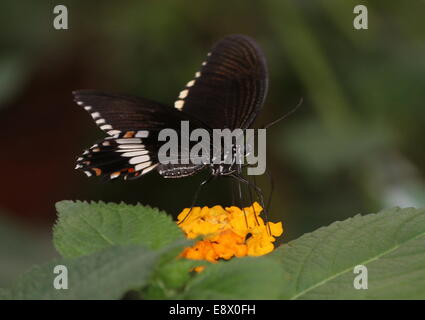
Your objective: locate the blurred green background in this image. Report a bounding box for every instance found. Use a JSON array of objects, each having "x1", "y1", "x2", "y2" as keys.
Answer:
[{"x1": 1, "y1": 0, "x2": 425, "y2": 287}]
